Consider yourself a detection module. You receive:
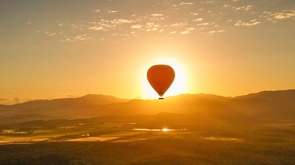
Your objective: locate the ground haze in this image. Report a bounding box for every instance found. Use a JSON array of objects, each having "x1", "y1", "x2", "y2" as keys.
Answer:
[{"x1": 0, "y1": 90, "x2": 295, "y2": 164}]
